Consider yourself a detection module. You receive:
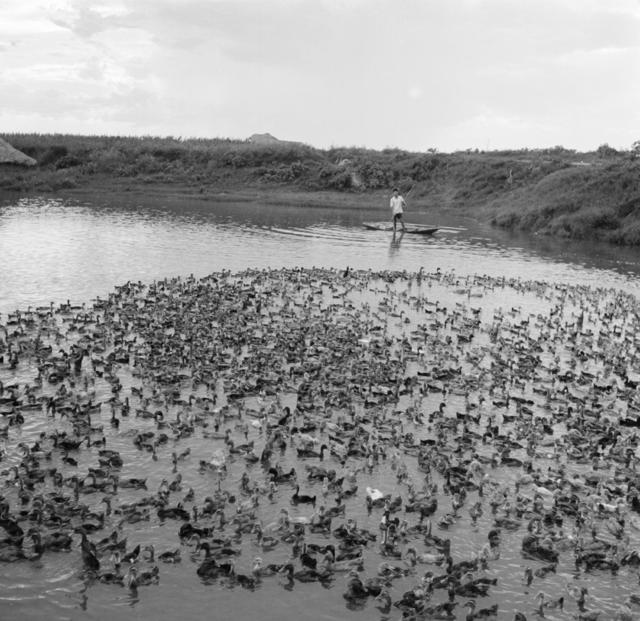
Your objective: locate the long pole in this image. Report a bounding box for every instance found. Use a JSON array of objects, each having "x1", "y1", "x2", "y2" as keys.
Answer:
[{"x1": 405, "y1": 184, "x2": 416, "y2": 201}]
